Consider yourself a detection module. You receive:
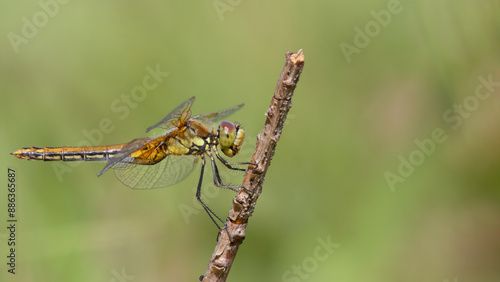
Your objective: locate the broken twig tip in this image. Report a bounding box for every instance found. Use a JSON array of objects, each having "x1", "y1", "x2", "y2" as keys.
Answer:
[{"x1": 290, "y1": 49, "x2": 304, "y2": 64}]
